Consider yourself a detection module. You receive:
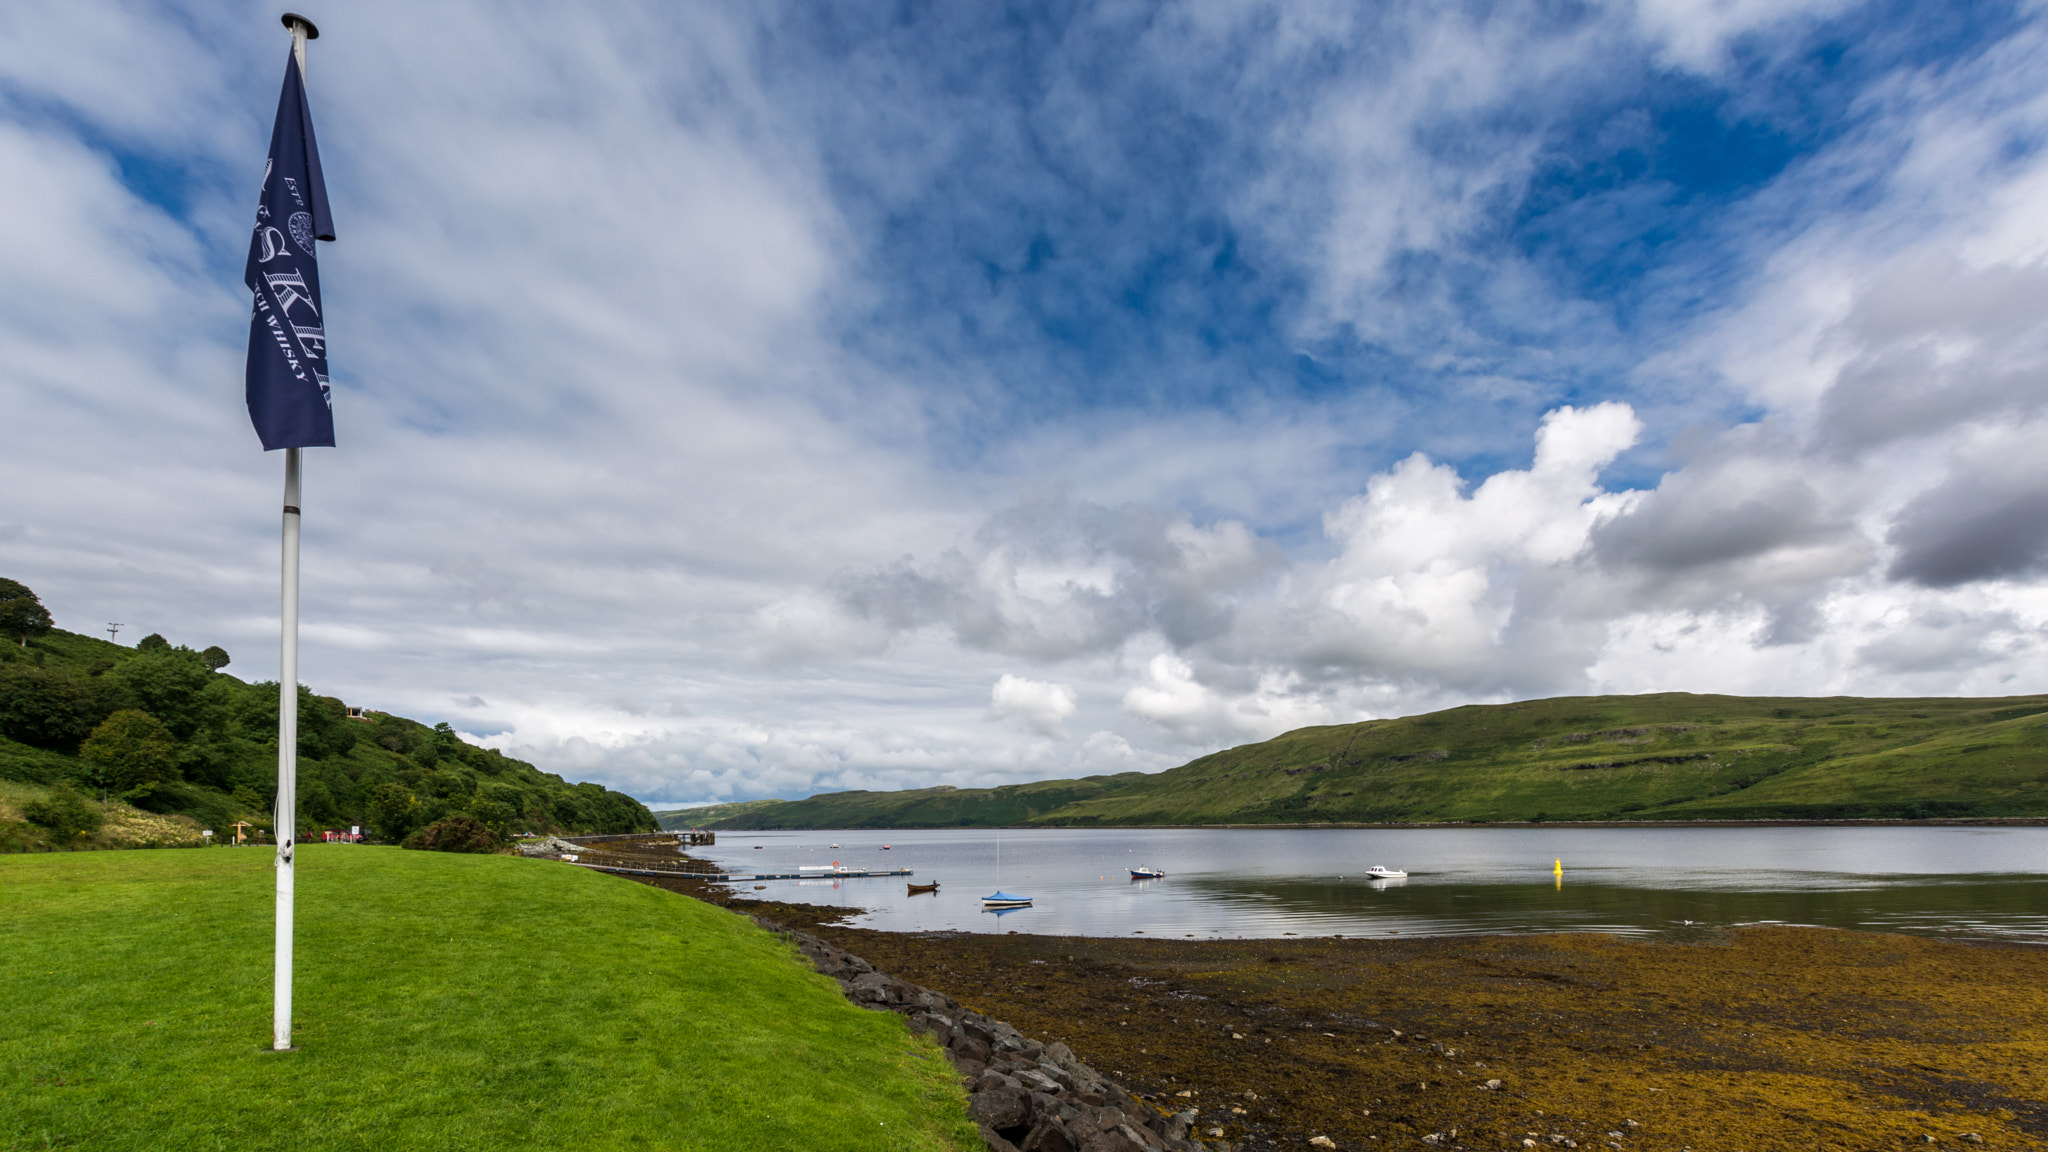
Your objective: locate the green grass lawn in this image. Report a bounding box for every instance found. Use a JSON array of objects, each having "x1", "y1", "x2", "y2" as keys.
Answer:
[{"x1": 0, "y1": 846, "x2": 976, "y2": 1151}]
